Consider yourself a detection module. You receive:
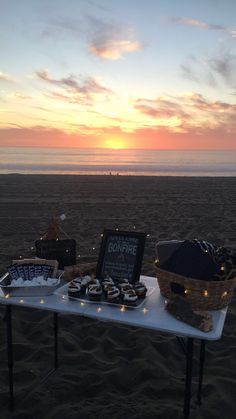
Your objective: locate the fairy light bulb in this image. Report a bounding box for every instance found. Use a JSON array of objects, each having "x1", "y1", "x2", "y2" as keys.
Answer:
[
  {"x1": 19, "y1": 299, "x2": 24, "y2": 303},
  {"x1": 120, "y1": 305, "x2": 125, "y2": 312},
  {"x1": 40, "y1": 298, "x2": 45, "y2": 304},
  {"x1": 204, "y1": 290, "x2": 208, "y2": 297},
  {"x1": 142, "y1": 308, "x2": 148, "y2": 314},
  {"x1": 97, "y1": 307, "x2": 102, "y2": 312}
]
